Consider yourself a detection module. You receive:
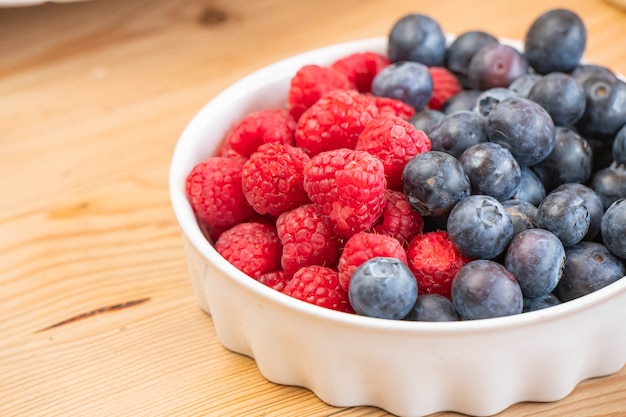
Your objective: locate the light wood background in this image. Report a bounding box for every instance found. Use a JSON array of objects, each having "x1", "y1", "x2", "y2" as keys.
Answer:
[{"x1": 1, "y1": 0, "x2": 626, "y2": 416}]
